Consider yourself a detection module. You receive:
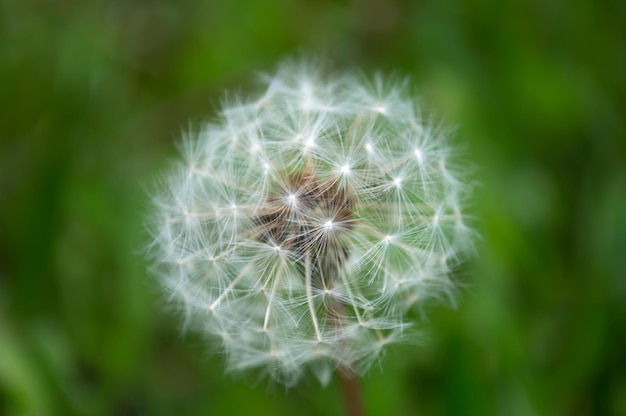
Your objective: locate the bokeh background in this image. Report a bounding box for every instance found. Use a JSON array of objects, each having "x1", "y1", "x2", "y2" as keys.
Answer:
[{"x1": 1, "y1": 1, "x2": 625, "y2": 415}]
